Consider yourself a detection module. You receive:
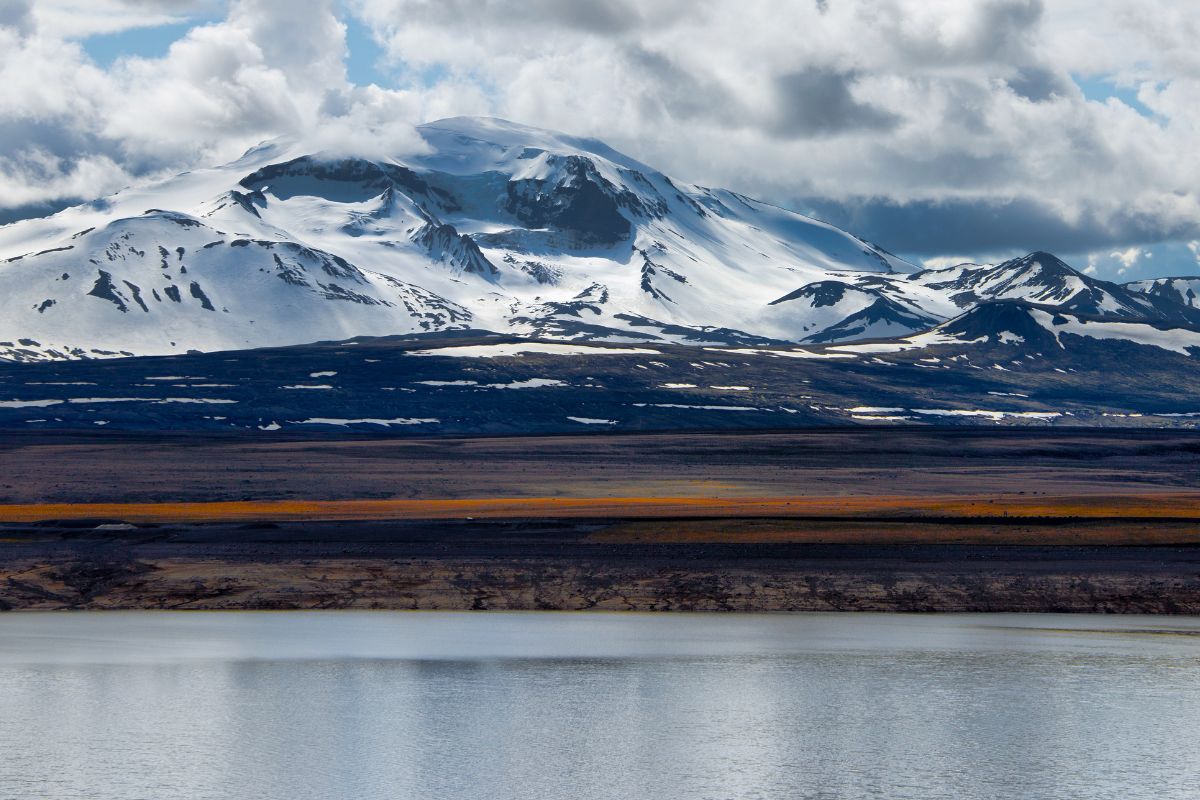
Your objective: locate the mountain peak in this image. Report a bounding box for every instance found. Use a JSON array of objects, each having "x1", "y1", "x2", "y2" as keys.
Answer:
[
  {"x1": 1006, "y1": 251, "x2": 1077, "y2": 274},
  {"x1": 932, "y1": 299, "x2": 1061, "y2": 348},
  {"x1": 415, "y1": 116, "x2": 655, "y2": 174},
  {"x1": 419, "y1": 115, "x2": 568, "y2": 142},
  {"x1": 0, "y1": 115, "x2": 921, "y2": 359},
  {"x1": 14, "y1": 119, "x2": 1196, "y2": 365}
]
